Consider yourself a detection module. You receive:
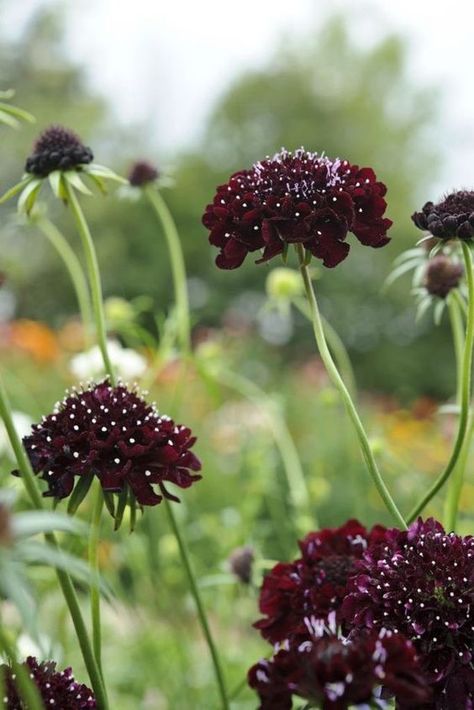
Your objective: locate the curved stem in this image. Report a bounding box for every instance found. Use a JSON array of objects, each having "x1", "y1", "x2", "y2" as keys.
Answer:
[
  {"x1": 35, "y1": 216, "x2": 94, "y2": 344},
  {"x1": 89, "y1": 484, "x2": 104, "y2": 673},
  {"x1": 0, "y1": 623, "x2": 43, "y2": 710},
  {"x1": 408, "y1": 243, "x2": 474, "y2": 523},
  {"x1": 0, "y1": 375, "x2": 109, "y2": 709},
  {"x1": 164, "y1": 499, "x2": 229, "y2": 709},
  {"x1": 296, "y1": 244, "x2": 406, "y2": 529},
  {"x1": 144, "y1": 187, "x2": 191, "y2": 355},
  {"x1": 64, "y1": 182, "x2": 116, "y2": 384}
]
